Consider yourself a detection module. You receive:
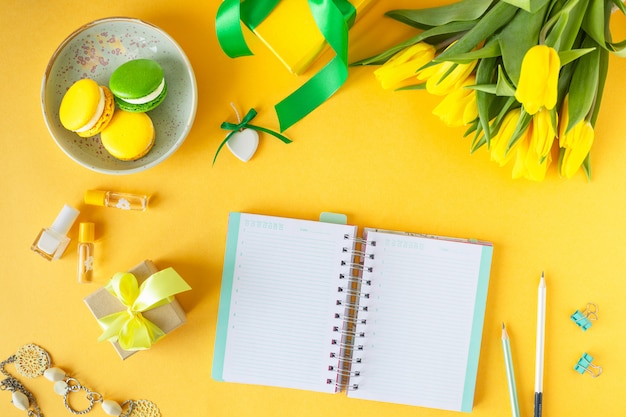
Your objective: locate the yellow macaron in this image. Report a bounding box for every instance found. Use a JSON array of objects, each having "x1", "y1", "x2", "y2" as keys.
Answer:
[
  {"x1": 59, "y1": 79, "x2": 114, "y2": 138},
  {"x1": 100, "y1": 110, "x2": 155, "y2": 161}
]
